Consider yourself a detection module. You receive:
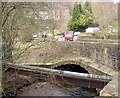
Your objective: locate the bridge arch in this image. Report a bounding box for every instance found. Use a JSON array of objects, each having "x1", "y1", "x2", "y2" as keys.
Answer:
[
  {"x1": 54, "y1": 64, "x2": 89, "y2": 74},
  {"x1": 50, "y1": 59, "x2": 106, "y2": 75},
  {"x1": 50, "y1": 59, "x2": 93, "y2": 74}
]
